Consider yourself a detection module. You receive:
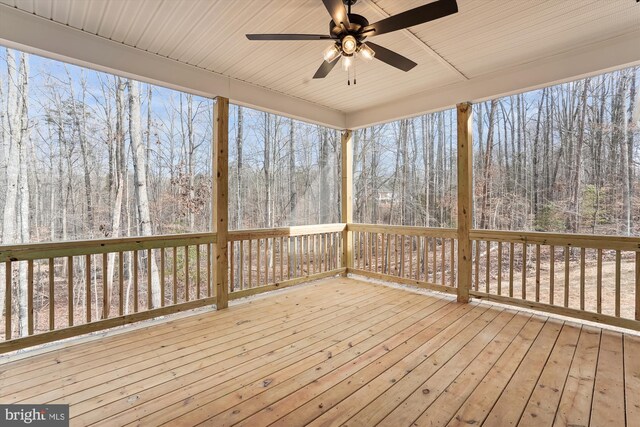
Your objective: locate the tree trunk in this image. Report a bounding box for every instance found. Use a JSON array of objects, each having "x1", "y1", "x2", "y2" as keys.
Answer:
[
  {"x1": 128, "y1": 80, "x2": 161, "y2": 308},
  {"x1": 479, "y1": 100, "x2": 497, "y2": 229}
]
